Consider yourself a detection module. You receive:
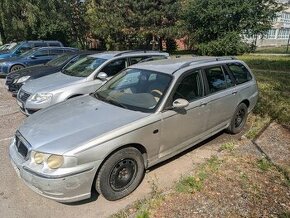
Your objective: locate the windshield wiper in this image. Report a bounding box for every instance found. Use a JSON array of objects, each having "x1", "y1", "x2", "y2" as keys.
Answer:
[{"x1": 107, "y1": 98, "x2": 128, "y2": 109}]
